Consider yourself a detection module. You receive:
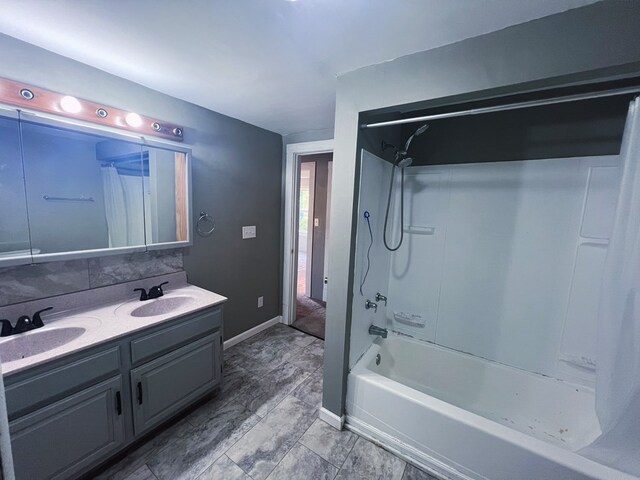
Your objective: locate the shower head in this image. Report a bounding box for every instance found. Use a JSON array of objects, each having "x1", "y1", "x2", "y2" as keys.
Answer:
[
  {"x1": 415, "y1": 123, "x2": 429, "y2": 135},
  {"x1": 397, "y1": 157, "x2": 413, "y2": 168},
  {"x1": 403, "y1": 123, "x2": 429, "y2": 152}
]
